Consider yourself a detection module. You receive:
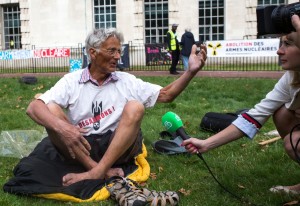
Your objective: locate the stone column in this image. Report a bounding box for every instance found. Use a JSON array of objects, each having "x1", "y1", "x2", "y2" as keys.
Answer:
[
  {"x1": 20, "y1": 0, "x2": 30, "y2": 49},
  {"x1": 245, "y1": 0, "x2": 257, "y2": 39}
]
